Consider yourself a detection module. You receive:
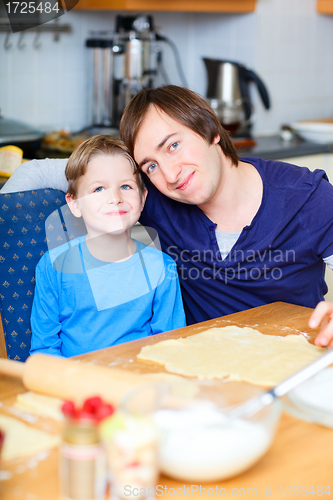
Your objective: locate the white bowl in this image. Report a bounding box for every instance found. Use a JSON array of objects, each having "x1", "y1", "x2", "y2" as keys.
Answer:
[{"x1": 292, "y1": 121, "x2": 333, "y2": 144}]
